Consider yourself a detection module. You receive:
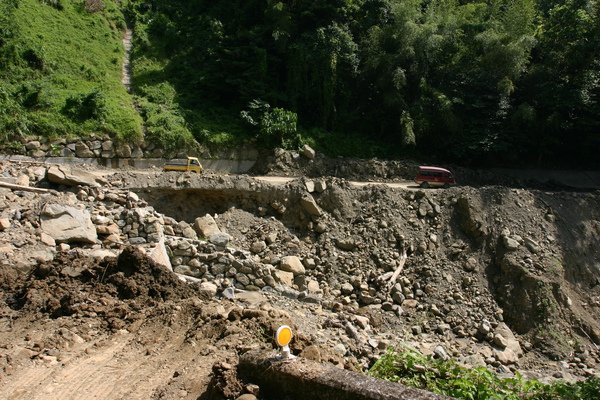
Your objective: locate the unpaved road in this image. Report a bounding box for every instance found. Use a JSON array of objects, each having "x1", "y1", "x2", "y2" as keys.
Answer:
[
  {"x1": 1, "y1": 308, "x2": 221, "y2": 400},
  {"x1": 255, "y1": 176, "x2": 418, "y2": 189}
]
